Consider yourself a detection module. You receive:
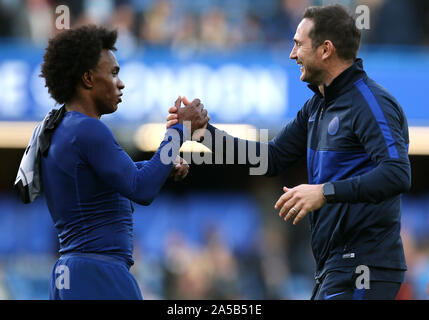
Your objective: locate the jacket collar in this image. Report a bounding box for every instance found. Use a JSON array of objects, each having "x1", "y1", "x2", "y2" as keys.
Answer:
[{"x1": 307, "y1": 58, "x2": 367, "y2": 102}]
